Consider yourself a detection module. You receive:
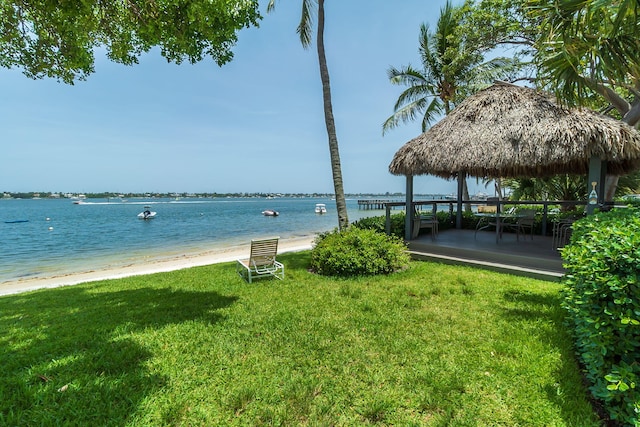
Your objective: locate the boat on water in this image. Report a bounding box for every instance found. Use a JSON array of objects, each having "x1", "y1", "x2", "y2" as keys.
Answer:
[
  {"x1": 137, "y1": 207, "x2": 157, "y2": 220},
  {"x1": 4, "y1": 219, "x2": 29, "y2": 224},
  {"x1": 315, "y1": 203, "x2": 327, "y2": 214},
  {"x1": 71, "y1": 194, "x2": 87, "y2": 204},
  {"x1": 262, "y1": 209, "x2": 279, "y2": 217}
]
